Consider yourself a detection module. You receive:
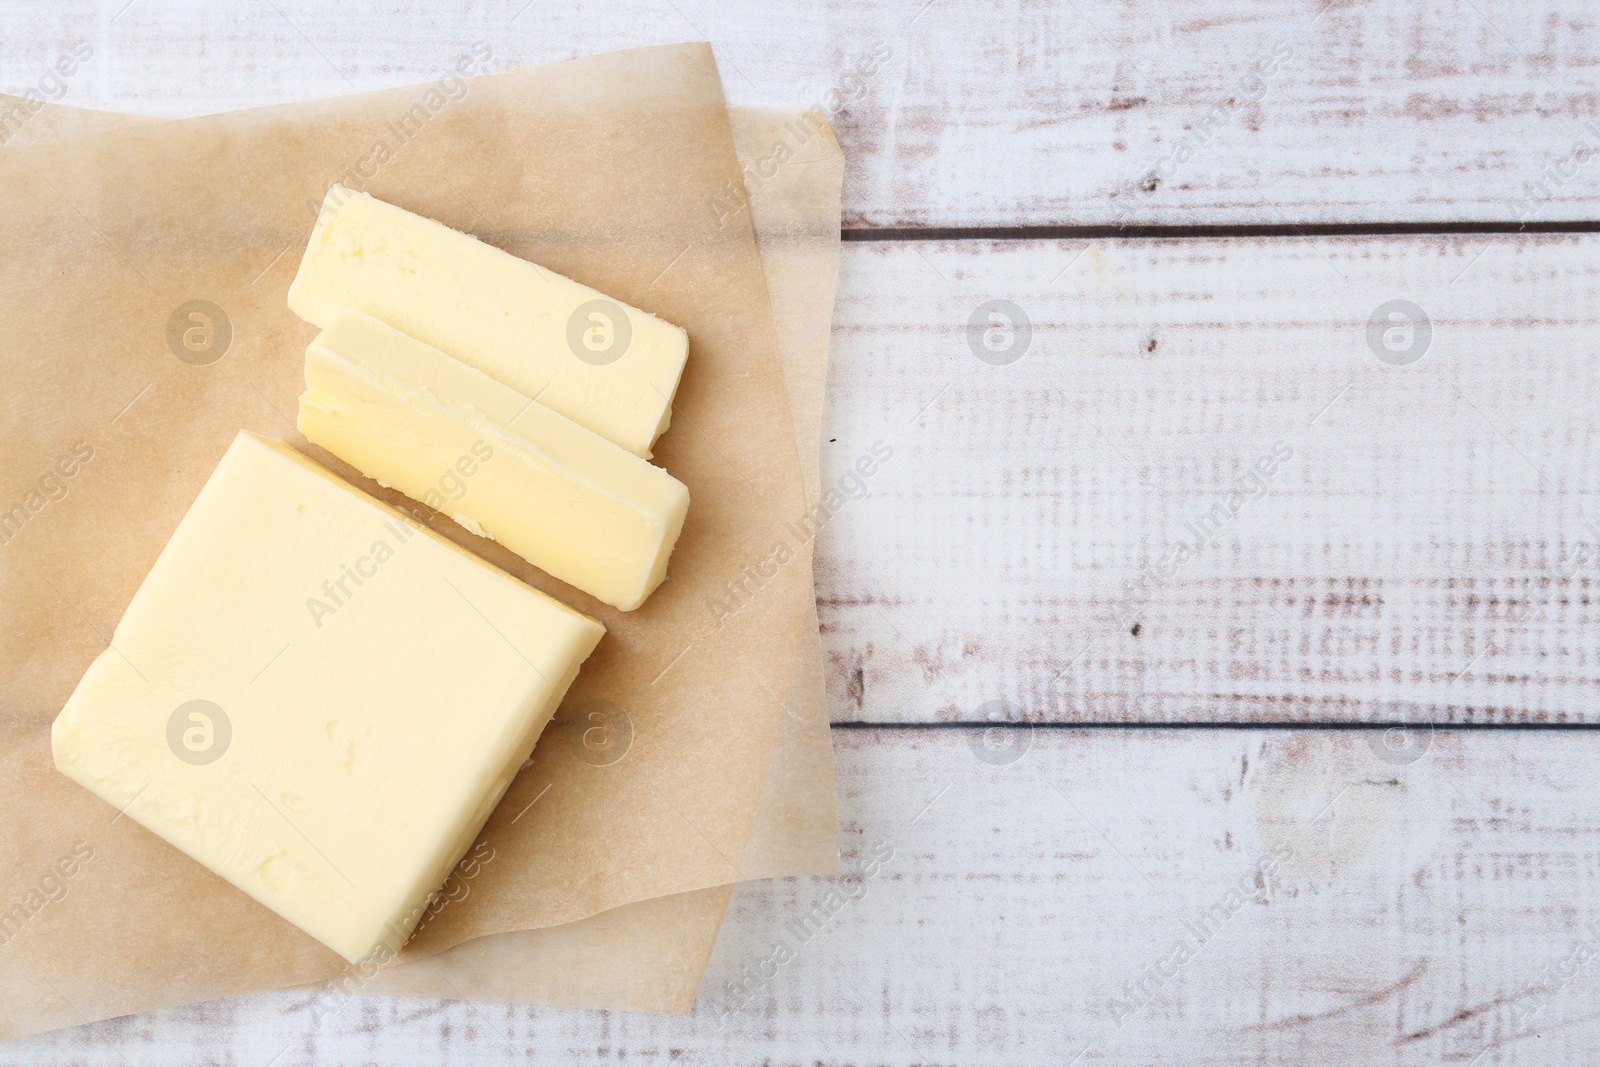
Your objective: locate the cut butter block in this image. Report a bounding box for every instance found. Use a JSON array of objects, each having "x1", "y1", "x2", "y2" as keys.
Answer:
[
  {"x1": 288, "y1": 185, "x2": 688, "y2": 459},
  {"x1": 299, "y1": 311, "x2": 690, "y2": 612},
  {"x1": 51, "y1": 431, "x2": 604, "y2": 964}
]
